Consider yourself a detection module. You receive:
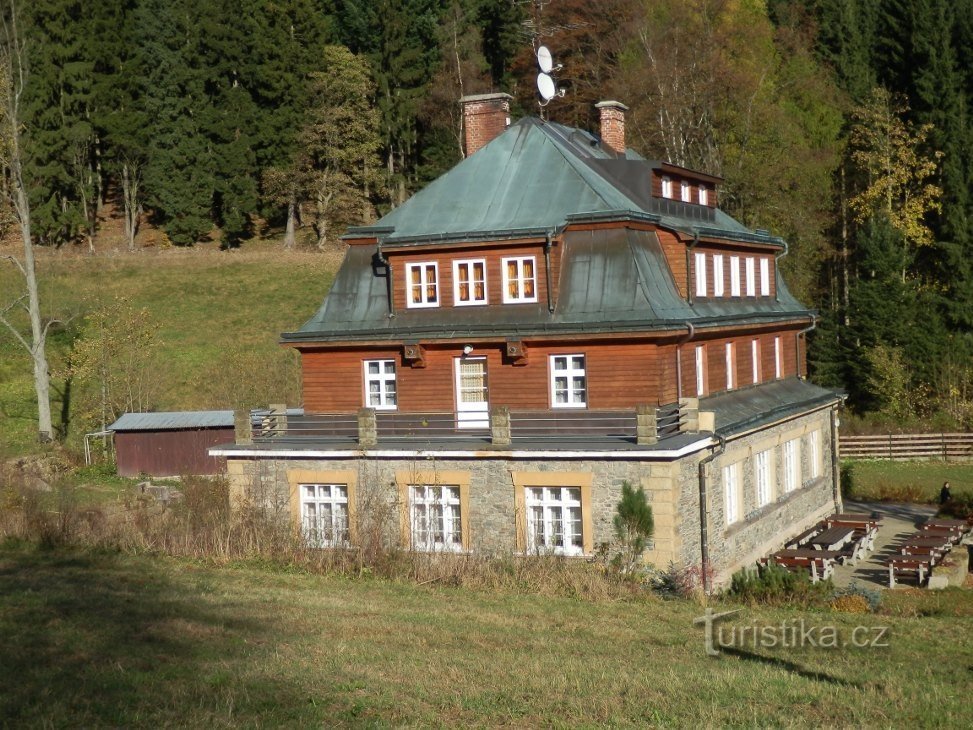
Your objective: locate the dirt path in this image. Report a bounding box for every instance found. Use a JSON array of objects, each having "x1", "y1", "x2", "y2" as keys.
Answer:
[{"x1": 830, "y1": 500, "x2": 938, "y2": 589}]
